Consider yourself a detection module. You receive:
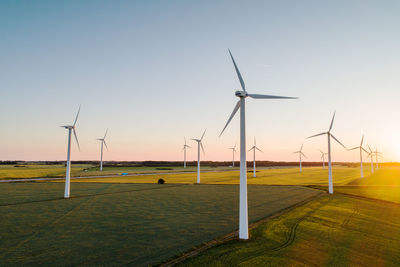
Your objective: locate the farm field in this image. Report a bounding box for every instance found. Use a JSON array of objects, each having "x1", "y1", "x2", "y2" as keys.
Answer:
[
  {"x1": 330, "y1": 168, "x2": 400, "y2": 204},
  {"x1": 0, "y1": 183, "x2": 321, "y2": 266},
  {"x1": 178, "y1": 193, "x2": 400, "y2": 266},
  {"x1": 0, "y1": 164, "x2": 238, "y2": 180},
  {"x1": 68, "y1": 167, "x2": 366, "y2": 186}
]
